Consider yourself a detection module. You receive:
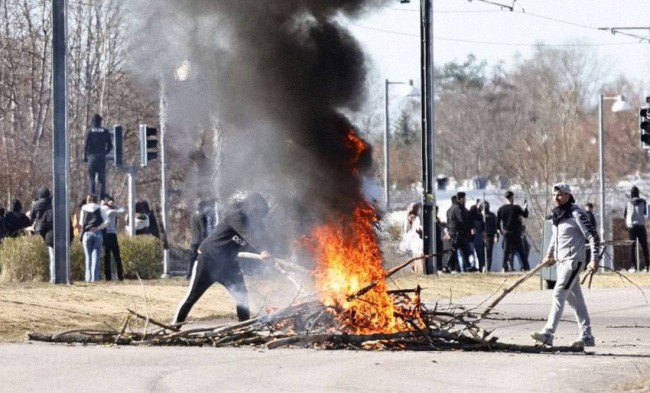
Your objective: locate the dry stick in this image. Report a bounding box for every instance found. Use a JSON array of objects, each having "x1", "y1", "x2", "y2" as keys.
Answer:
[
  {"x1": 114, "y1": 315, "x2": 132, "y2": 345},
  {"x1": 237, "y1": 252, "x2": 309, "y2": 274},
  {"x1": 346, "y1": 252, "x2": 449, "y2": 302},
  {"x1": 587, "y1": 266, "x2": 648, "y2": 304},
  {"x1": 135, "y1": 272, "x2": 151, "y2": 336},
  {"x1": 127, "y1": 308, "x2": 180, "y2": 332},
  {"x1": 480, "y1": 258, "x2": 554, "y2": 318}
]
